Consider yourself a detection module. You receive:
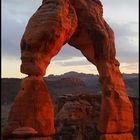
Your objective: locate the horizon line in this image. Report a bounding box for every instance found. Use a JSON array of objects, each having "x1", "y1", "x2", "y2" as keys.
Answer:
[{"x1": 1, "y1": 71, "x2": 139, "y2": 79}]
